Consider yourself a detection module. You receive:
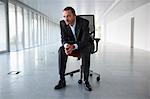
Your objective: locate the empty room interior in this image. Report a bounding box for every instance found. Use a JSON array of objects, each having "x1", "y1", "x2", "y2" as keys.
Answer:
[{"x1": 0, "y1": 0, "x2": 150, "y2": 99}]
